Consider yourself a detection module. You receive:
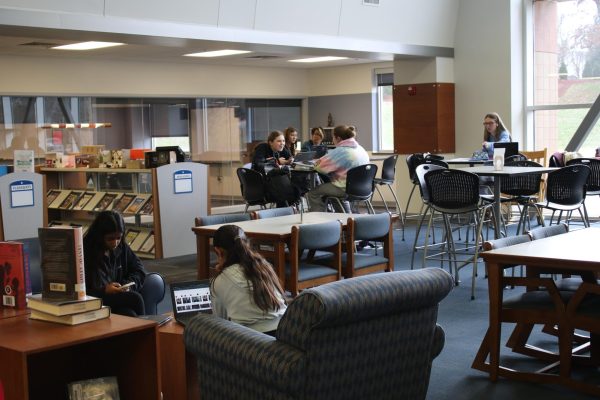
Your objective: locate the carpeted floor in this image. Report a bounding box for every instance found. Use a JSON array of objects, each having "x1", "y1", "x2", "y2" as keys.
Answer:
[{"x1": 146, "y1": 215, "x2": 600, "y2": 399}]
